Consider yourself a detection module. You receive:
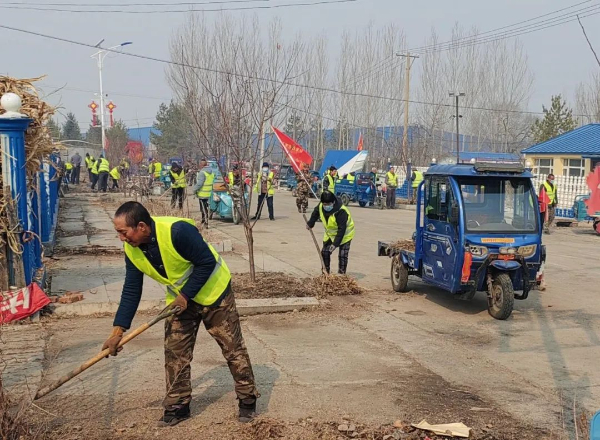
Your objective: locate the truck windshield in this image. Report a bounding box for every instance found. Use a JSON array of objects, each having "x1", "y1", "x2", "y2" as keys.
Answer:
[{"x1": 457, "y1": 177, "x2": 538, "y2": 233}]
